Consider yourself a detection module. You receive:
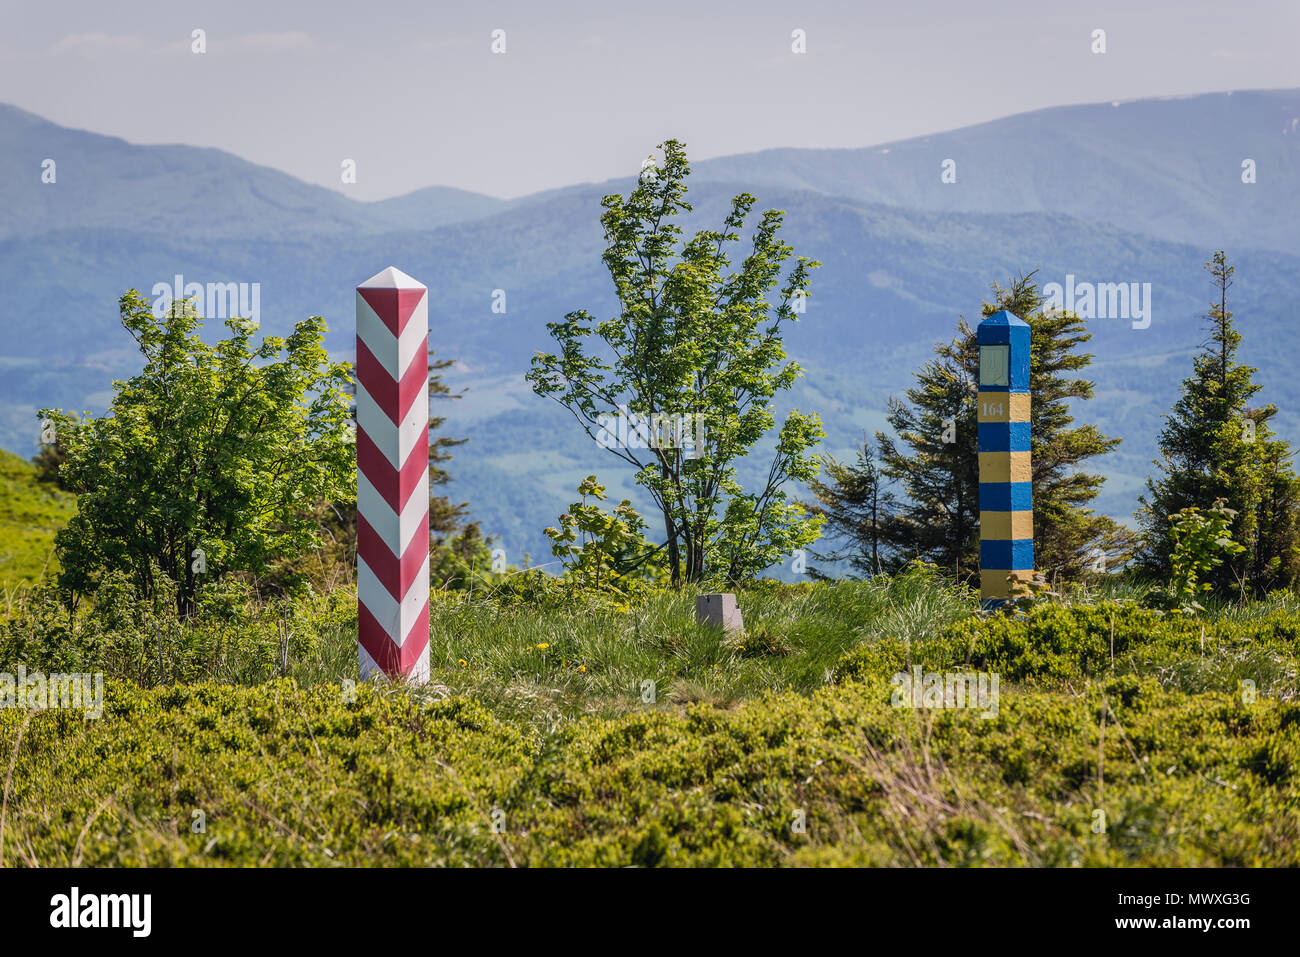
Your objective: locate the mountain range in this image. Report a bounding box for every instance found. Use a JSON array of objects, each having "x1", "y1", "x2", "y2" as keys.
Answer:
[{"x1": 2, "y1": 89, "x2": 1298, "y2": 567}]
